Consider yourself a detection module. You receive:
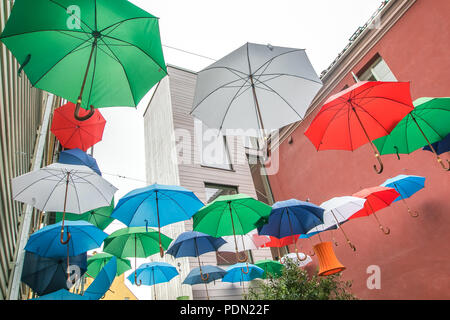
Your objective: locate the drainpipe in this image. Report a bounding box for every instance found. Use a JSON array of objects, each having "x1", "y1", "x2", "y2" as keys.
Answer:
[{"x1": 7, "y1": 93, "x2": 55, "y2": 300}]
